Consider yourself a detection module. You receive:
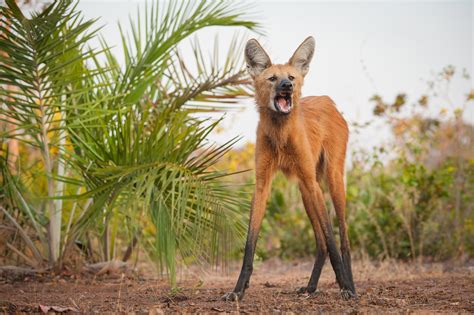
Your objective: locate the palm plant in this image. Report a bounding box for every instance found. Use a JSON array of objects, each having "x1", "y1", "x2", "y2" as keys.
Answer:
[{"x1": 0, "y1": 0, "x2": 258, "y2": 282}]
